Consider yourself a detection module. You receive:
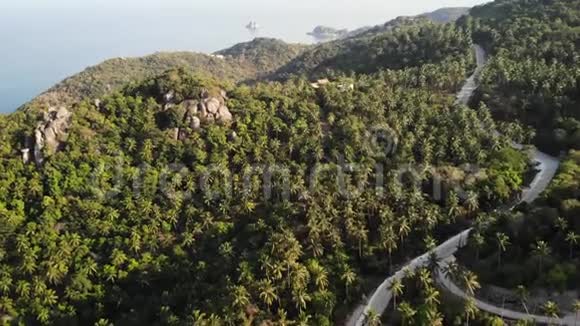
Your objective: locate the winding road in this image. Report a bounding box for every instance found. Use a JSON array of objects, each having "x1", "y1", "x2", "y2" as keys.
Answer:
[{"x1": 346, "y1": 45, "x2": 564, "y2": 325}]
